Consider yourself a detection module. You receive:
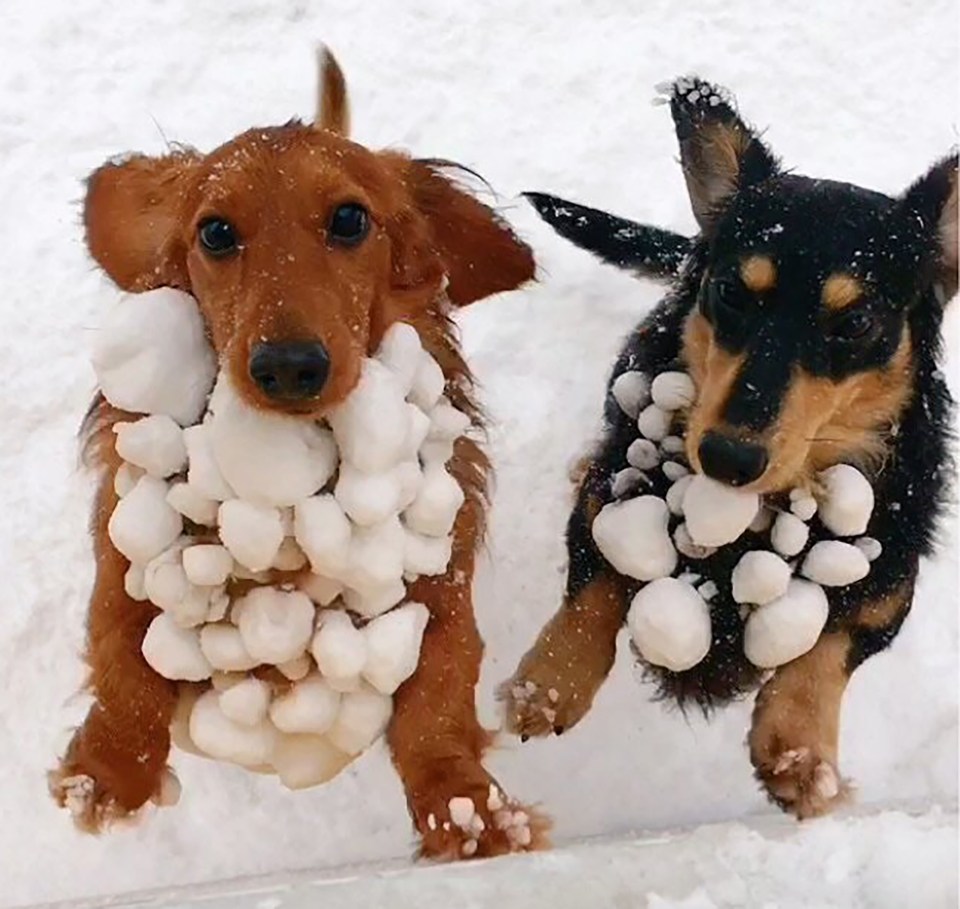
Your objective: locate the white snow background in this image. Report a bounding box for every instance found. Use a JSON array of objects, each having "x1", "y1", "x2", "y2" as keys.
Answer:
[{"x1": 1, "y1": 1, "x2": 957, "y2": 905}]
